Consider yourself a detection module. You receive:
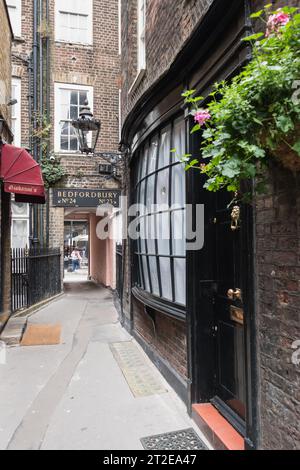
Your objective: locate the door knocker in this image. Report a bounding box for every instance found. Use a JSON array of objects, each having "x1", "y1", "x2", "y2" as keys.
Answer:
[{"x1": 230, "y1": 205, "x2": 240, "y2": 231}]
